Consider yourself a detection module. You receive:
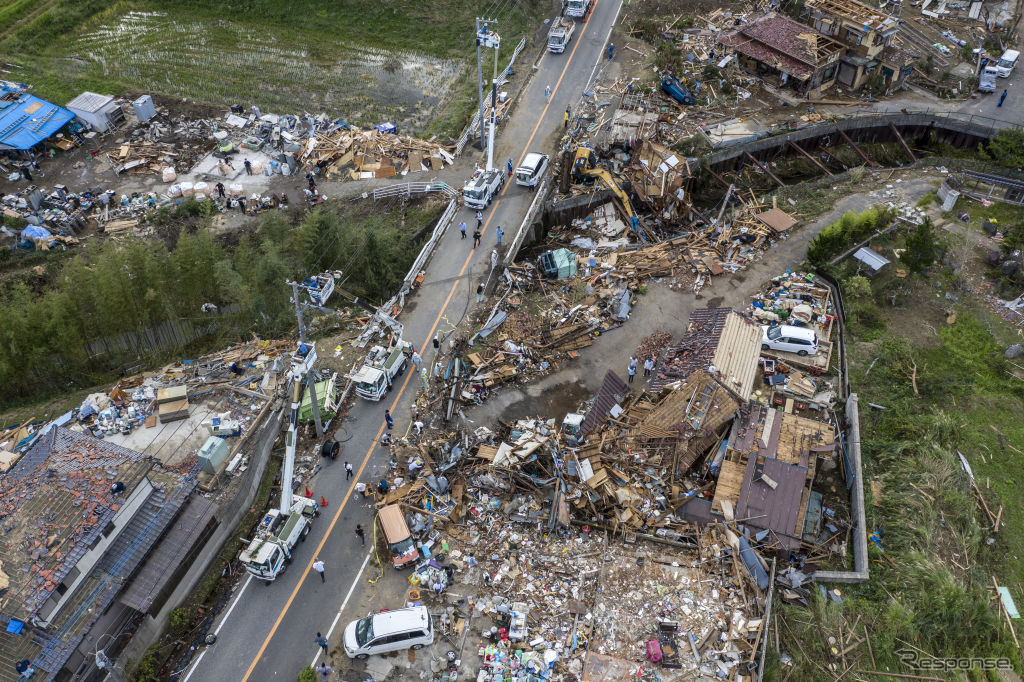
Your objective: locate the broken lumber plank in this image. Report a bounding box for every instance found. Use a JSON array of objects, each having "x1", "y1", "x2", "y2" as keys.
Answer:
[
  {"x1": 744, "y1": 152, "x2": 785, "y2": 187},
  {"x1": 787, "y1": 140, "x2": 833, "y2": 176},
  {"x1": 888, "y1": 123, "x2": 917, "y2": 163},
  {"x1": 837, "y1": 129, "x2": 878, "y2": 168}
]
